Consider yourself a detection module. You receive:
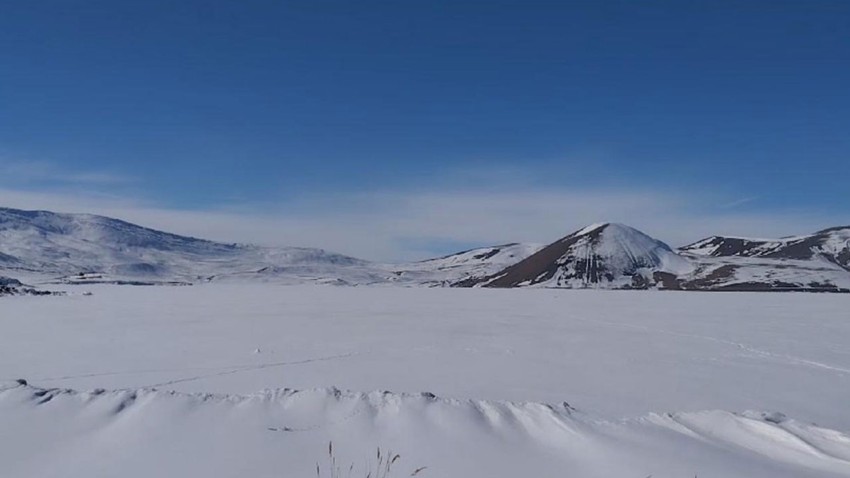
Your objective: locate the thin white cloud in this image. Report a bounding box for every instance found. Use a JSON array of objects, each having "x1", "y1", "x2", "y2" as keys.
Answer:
[
  {"x1": 0, "y1": 184, "x2": 843, "y2": 262},
  {"x1": 0, "y1": 160, "x2": 133, "y2": 186},
  {"x1": 719, "y1": 196, "x2": 758, "y2": 209}
]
